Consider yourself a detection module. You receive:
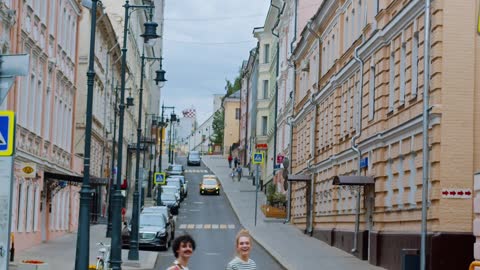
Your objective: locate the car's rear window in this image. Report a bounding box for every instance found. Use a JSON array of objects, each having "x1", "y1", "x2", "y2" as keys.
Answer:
[{"x1": 202, "y1": 179, "x2": 217, "y2": 185}]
